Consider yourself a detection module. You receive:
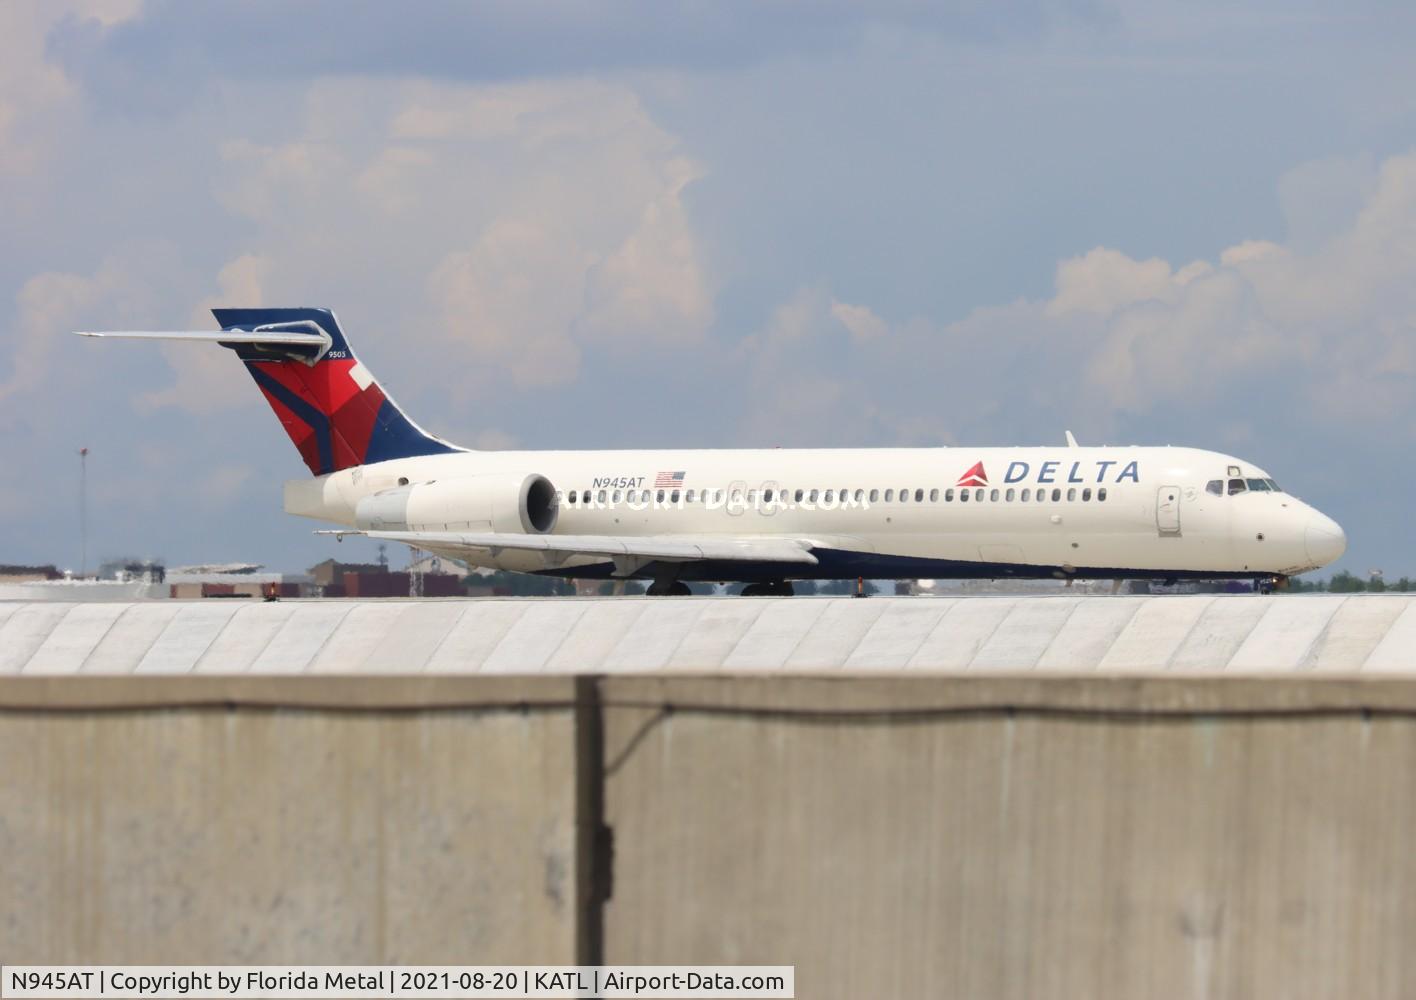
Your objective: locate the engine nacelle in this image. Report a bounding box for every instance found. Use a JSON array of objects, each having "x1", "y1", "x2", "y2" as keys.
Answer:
[{"x1": 355, "y1": 473, "x2": 558, "y2": 535}]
